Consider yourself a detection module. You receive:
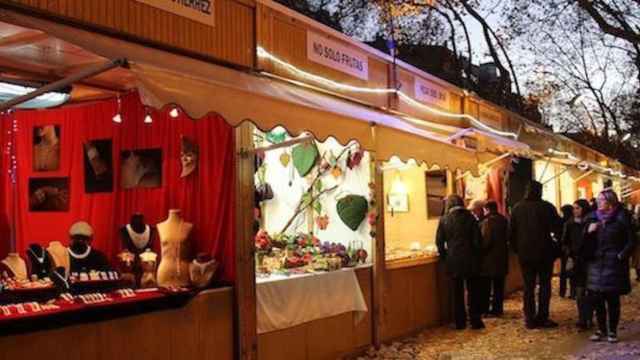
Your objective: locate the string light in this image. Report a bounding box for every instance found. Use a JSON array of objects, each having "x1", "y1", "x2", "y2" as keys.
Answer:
[
  {"x1": 256, "y1": 46, "x2": 519, "y2": 139},
  {"x1": 169, "y1": 107, "x2": 179, "y2": 118},
  {"x1": 113, "y1": 96, "x2": 122, "y2": 124},
  {"x1": 144, "y1": 111, "x2": 153, "y2": 124}
]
